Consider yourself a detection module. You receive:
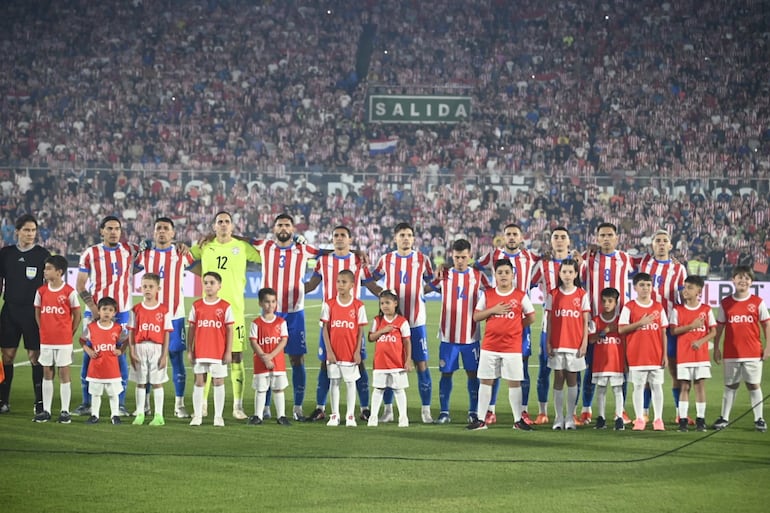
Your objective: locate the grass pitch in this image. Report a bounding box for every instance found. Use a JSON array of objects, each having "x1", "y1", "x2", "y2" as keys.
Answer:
[{"x1": 1, "y1": 299, "x2": 768, "y2": 513}]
